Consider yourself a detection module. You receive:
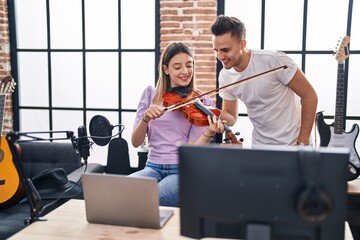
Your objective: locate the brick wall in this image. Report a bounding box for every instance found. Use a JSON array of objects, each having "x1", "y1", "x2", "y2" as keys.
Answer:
[
  {"x1": 160, "y1": 0, "x2": 217, "y2": 94},
  {"x1": 0, "y1": 0, "x2": 13, "y2": 134}
]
